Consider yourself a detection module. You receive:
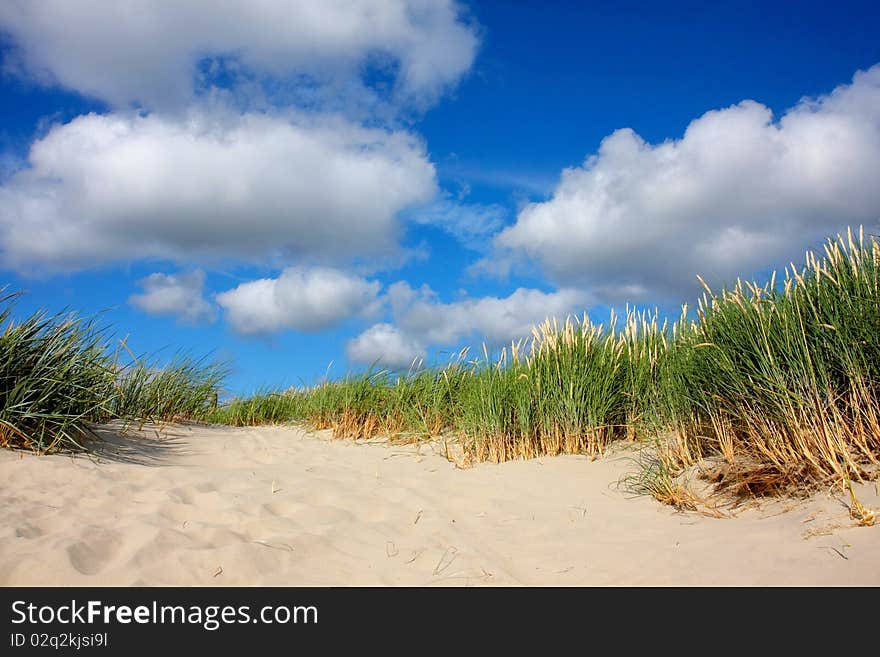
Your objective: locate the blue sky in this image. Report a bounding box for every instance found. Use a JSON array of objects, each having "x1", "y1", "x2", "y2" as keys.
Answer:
[{"x1": 1, "y1": 1, "x2": 879, "y2": 395}]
